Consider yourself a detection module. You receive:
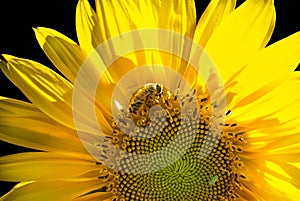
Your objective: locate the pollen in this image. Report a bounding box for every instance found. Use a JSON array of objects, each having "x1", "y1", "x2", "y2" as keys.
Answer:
[{"x1": 105, "y1": 84, "x2": 247, "y2": 201}]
